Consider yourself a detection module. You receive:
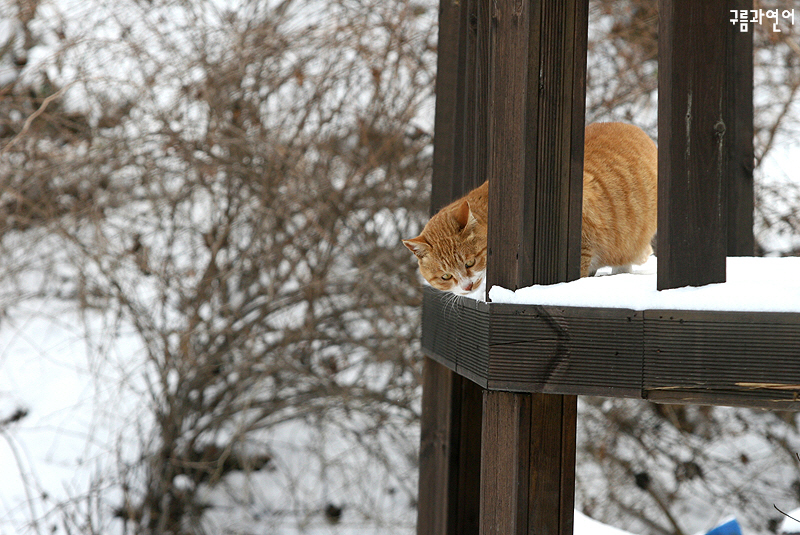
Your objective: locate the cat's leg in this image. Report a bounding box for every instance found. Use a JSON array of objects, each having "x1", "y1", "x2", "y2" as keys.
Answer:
[
  {"x1": 637, "y1": 244, "x2": 654, "y2": 264},
  {"x1": 580, "y1": 250, "x2": 593, "y2": 278},
  {"x1": 616, "y1": 244, "x2": 655, "y2": 275}
]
